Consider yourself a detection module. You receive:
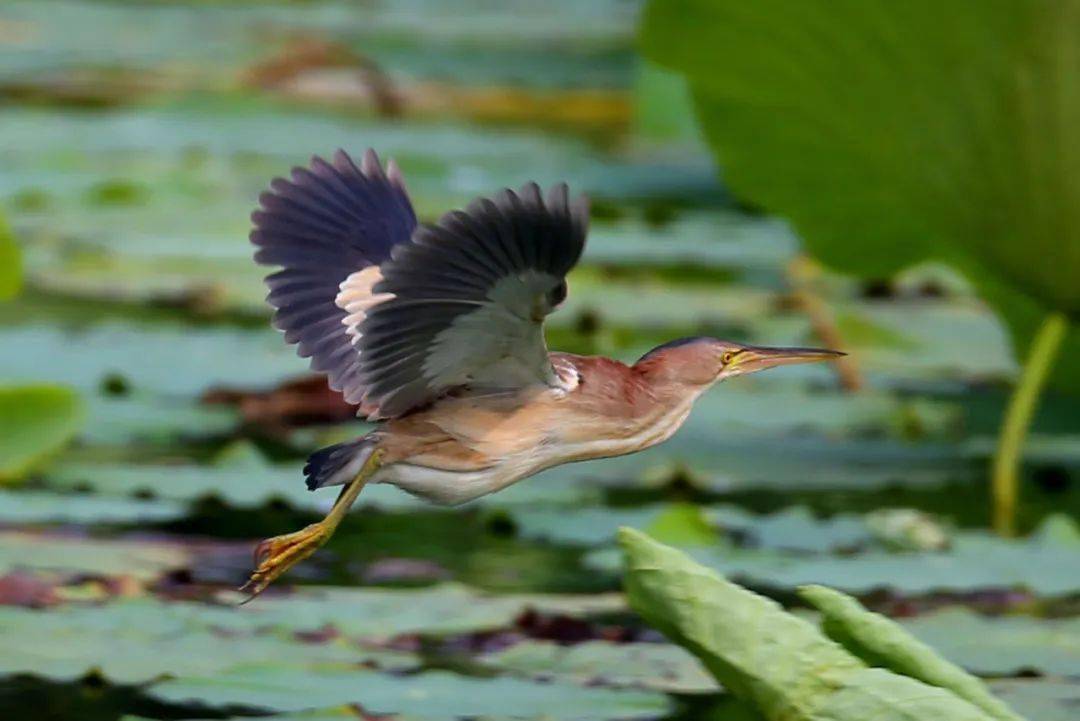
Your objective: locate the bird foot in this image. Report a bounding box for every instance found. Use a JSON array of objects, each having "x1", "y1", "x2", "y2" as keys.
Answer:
[{"x1": 239, "y1": 522, "x2": 331, "y2": 601}]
